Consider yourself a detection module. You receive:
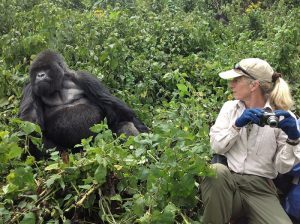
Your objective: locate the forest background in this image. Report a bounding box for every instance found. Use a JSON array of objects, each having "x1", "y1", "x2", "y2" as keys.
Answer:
[{"x1": 0, "y1": 0, "x2": 300, "y2": 223}]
